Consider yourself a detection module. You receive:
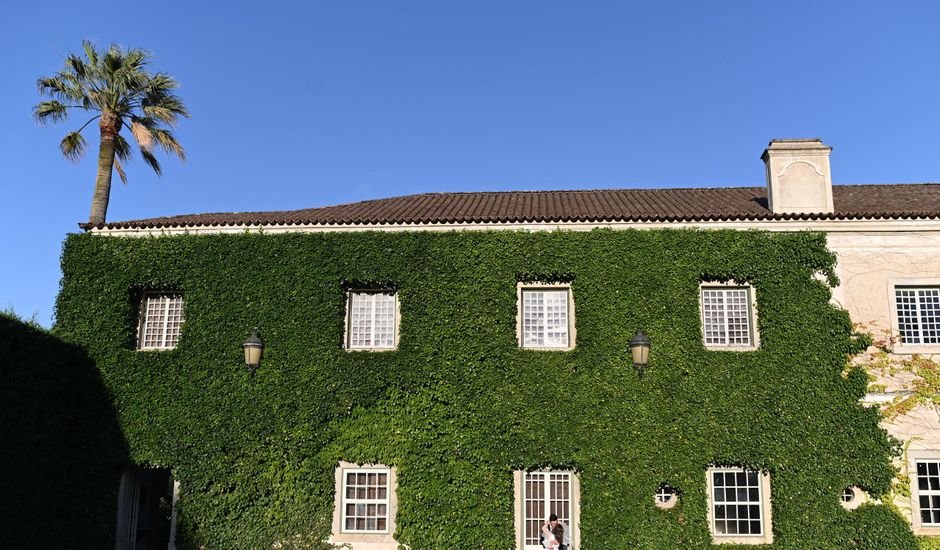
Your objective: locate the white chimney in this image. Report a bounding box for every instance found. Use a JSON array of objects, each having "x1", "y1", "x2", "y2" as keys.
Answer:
[{"x1": 761, "y1": 139, "x2": 834, "y2": 215}]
